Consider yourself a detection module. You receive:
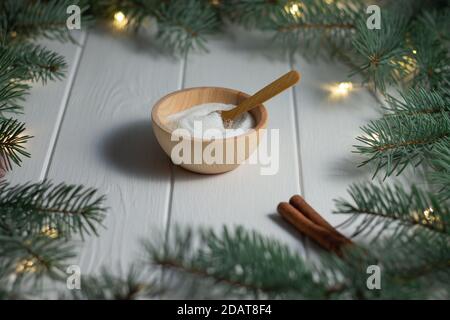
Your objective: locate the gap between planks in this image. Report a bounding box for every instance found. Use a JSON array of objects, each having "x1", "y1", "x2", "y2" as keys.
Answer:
[
  {"x1": 289, "y1": 53, "x2": 305, "y2": 198},
  {"x1": 163, "y1": 52, "x2": 187, "y2": 244},
  {"x1": 39, "y1": 31, "x2": 88, "y2": 181},
  {"x1": 289, "y1": 53, "x2": 310, "y2": 258}
]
